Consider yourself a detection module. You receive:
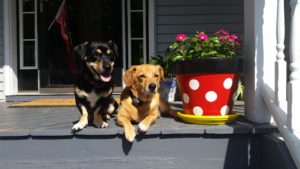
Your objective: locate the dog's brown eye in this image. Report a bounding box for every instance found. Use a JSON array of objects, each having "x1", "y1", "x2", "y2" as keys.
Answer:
[{"x1": 154, "y1": 74, "x2": 159, "y2": 78}]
